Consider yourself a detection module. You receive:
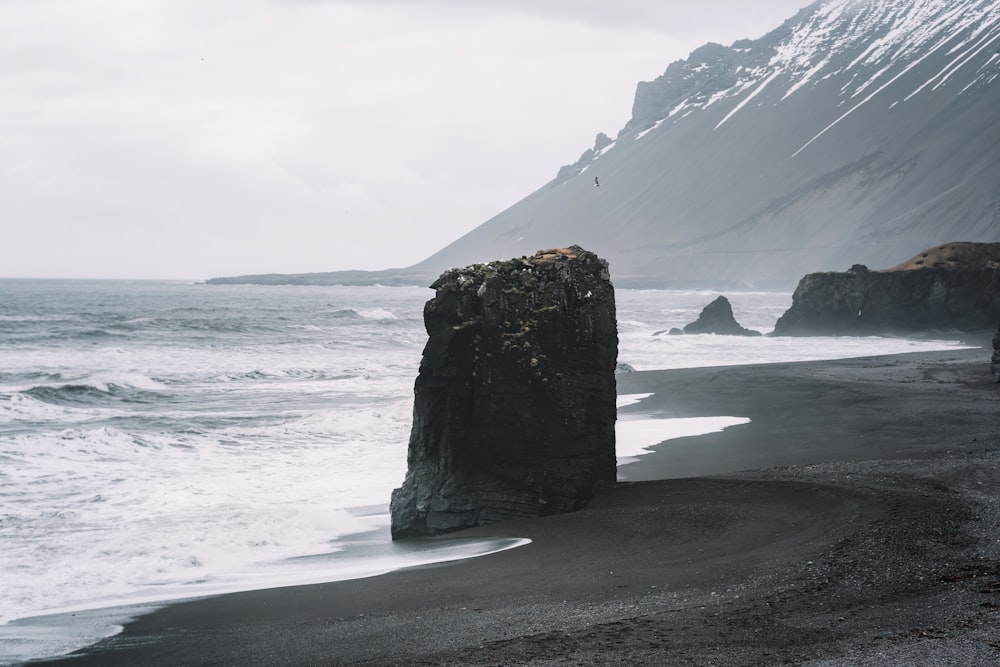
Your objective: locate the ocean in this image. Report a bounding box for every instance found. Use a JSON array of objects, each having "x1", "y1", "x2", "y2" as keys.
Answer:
[{"x1": 0, "y1": 279, "x2": 971, "y2": 663}]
